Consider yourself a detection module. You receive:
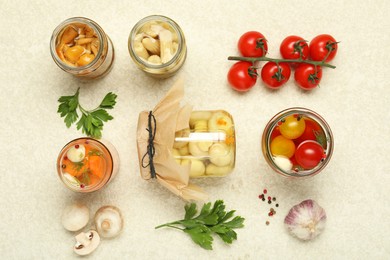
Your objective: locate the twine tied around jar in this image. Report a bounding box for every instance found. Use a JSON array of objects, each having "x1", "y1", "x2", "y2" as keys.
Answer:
[
  {"x1": 136, "y1": 79, "x2": 208, "y2": 201},
  {"x1": 141, "y1": 111, "x2": 157, "y2": 178}
]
